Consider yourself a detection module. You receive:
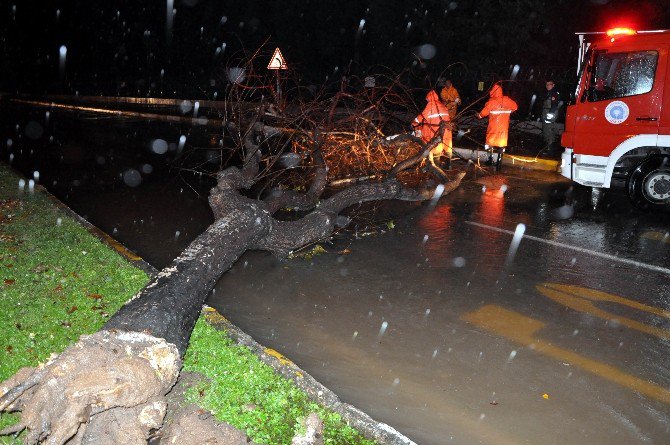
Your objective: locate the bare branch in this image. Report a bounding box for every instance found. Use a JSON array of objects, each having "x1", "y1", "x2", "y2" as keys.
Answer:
[
  {"x1": 263, "y1": 130, "x2": 328, "y2": 213},
  {"x1": 253, "y1": 171, "x2": 465, "y2": 256}
]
